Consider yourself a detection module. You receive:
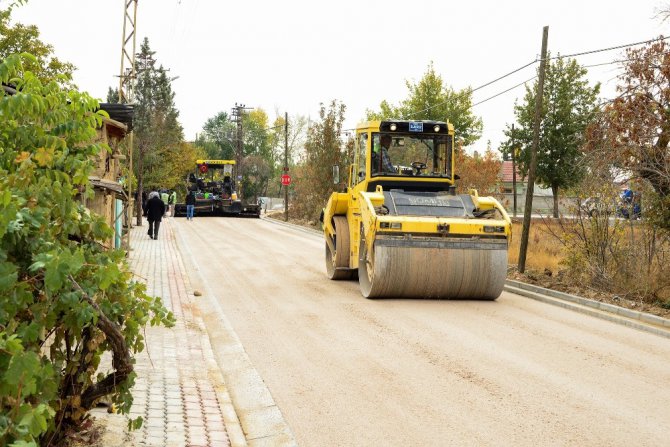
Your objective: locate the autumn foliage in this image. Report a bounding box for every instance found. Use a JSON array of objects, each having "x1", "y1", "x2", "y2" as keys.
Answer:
[
  {"x1": 292, "y1": 101, "x2": 349, "y2": 222},
  {"x1": 584, "y1": 38, "x2": 670, "y2": 230},
  {"x1": 454, "y1": 146, "x2": 502, "y2": 196}
]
